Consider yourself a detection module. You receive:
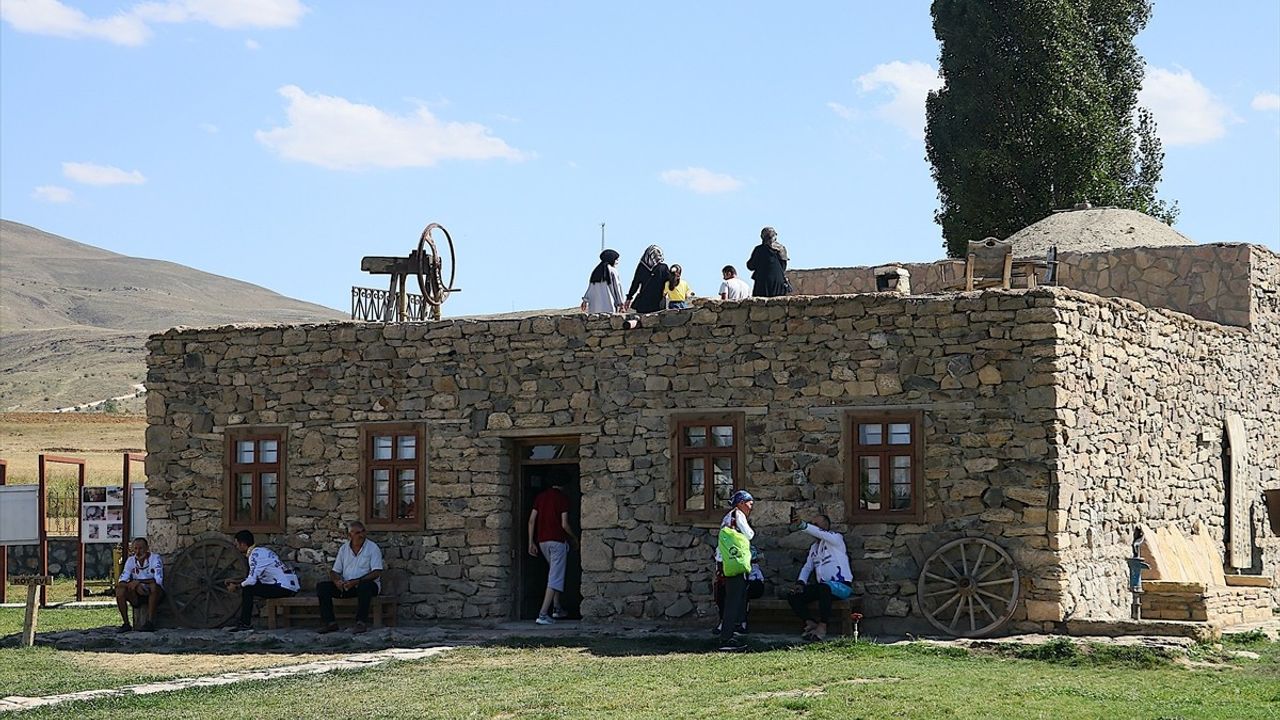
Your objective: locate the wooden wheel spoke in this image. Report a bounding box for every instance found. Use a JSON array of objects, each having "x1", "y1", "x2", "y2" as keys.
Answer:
[
  {"x1": 948, "y1": 595, "x2": 965, "y2": 629},
  {"x1": 937, "y1": 553, "x2": 963, "y2": 581},
  {"x1": 924, "y1": 587, "x2": 957, "y2": 598},
  {"x1": 976, "y1": 588, "x2": 1012, "y2": 605},
  {"x1": 977, "y1": 577, "x2": 1014, "y2": 587},
  {"x1": 924, "y1": 572, "x2": 957, "y2": 586},
  {"x1": 967, "y1": 596, "x2": 977, "y2": 633},
  {"x1": 972, "y1": 593, "x2": 999, "y2": 623},
  {"x1": 933, "y1": 591, "x2": 962, "y2": 615},
  {"x1": 975, "y1": 557, "x2": 1007, "y2": 581},
  {"x1": 958, "y1": 542, "x2": 968, "y2": 575},
  {"x1": 970, "y1": 544, "x2": 988, "y2": 580}
]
